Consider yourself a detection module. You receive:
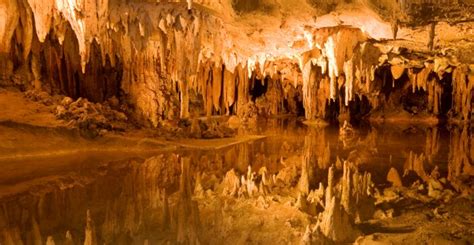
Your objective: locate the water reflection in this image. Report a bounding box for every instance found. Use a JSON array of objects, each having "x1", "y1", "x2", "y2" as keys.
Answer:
[{"x1": 0, "y1": 122, "x2": 472, "y2": 244}]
